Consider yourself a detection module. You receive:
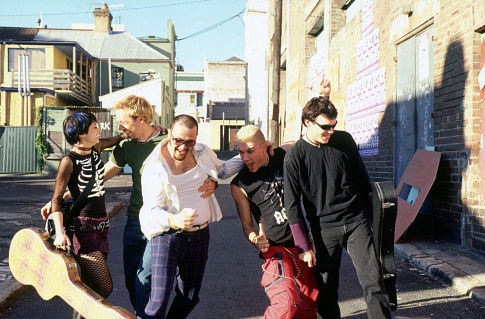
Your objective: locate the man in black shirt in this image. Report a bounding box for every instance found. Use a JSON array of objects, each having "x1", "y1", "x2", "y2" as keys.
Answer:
[
  {"x1": 284, "y1": 96, "x2": 391, "y2": 319},
  {"x1": 231, "y1": 125, "x2": 318, "y2": 318}
]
